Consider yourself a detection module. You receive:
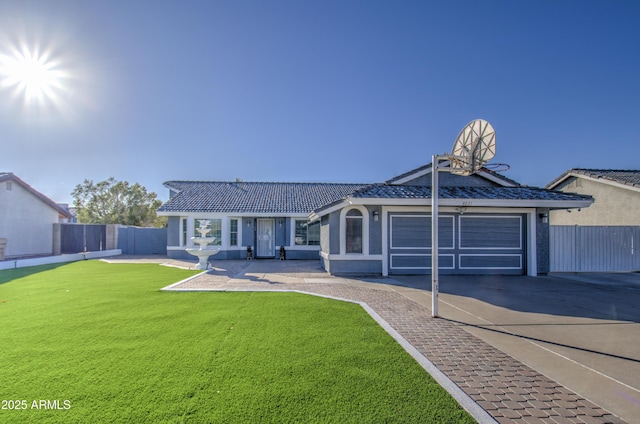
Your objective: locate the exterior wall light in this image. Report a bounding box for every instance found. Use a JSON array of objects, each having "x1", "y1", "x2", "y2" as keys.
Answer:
[
  {"x1": 539, "y1": 213, "x2": 548, "y2": 224},
  {"x1": 373, "y1": 210, "x2": 379, "y2": 222}
]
